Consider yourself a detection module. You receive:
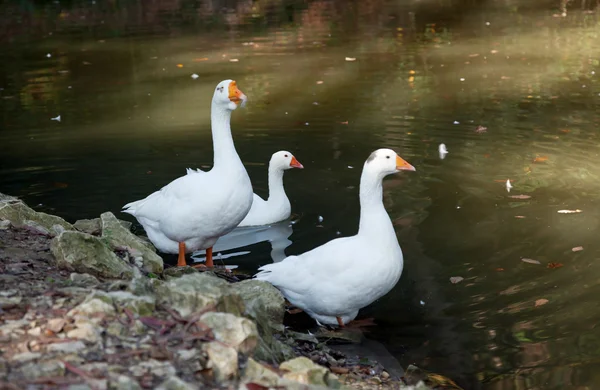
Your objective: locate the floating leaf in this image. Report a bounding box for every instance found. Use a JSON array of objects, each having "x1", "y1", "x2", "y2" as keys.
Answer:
[
  {"x1": 535, "y1": 299, "x2": 549, "y2": 307},
  {"x1": 514, "y1": 215, "x2": 526, "y2": 219},
  {"x1": 558, "y1": 209, "x2": 582, "y2": 214},
  {"x1": 572, "y1": 246, "x2": 584, "y2": 252},
  {"x1": 229, "y1": 58, "x2": 239, "y2": 62},
  {"x1": 521, "y1": 258, "x2": 541, "y2": 265},
  {"x1": 509, "y1": 195, "x2": 531, "y2": 199},
  {"x1": 533, "y1": 156, "x2": 548, "y2": 162},
  {"x1": 176, "y1": 64, "x2": 183, "y2": 68},
  {"x1": 316, "y1": 80, "x2": 324, "y2": 84},
  {"x1": 345, "y1": 57, "x2": 356, "y2": 62},
  {"x1": 450, "y1": 276, "x2": 464, "y2": 284},
  {"x1": 547, "y1": 262, "x2": 564, "y2": 269}
]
